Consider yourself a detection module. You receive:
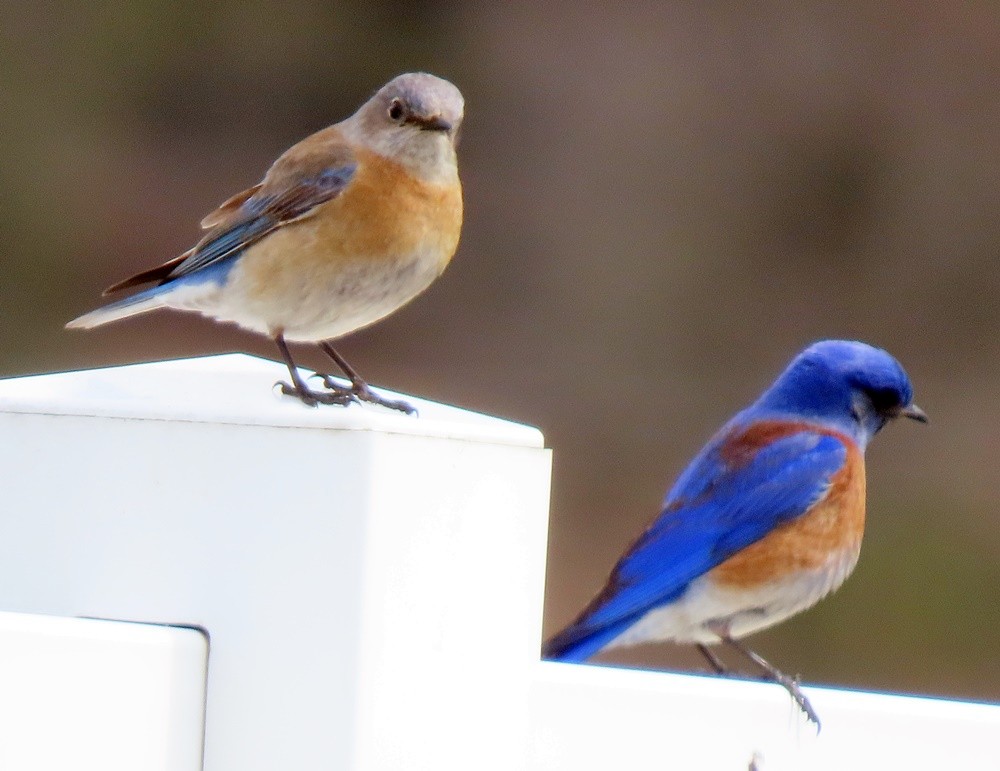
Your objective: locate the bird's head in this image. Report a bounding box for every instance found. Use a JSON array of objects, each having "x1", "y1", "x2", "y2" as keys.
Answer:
[
  {"x1": 758, "y1": 340, "x2": 927, "y2": 447},
  {"x1": 347, "y1": 72, "x2": 464, "y2": 183}
]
